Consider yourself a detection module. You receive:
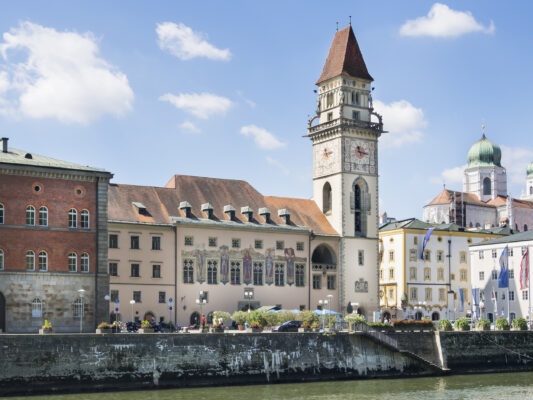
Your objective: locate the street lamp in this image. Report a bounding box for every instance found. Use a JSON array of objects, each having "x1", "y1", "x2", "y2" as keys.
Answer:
[
  {"x1": 129, "y1": 299, "x2": 135, "y2": 322},
  {"x1": 327, "y1": 295, "x2": 333, "y2": 328},
  {"x1": 196, "y1": 291, "x2": 207, "y2": 324},
  {"x1": 350, "y1": 302, "x2": 359, "y2": 314},
  {"x1": 318, "y1": 299, "x2": 328, "y2": 331},
  {"x1": 104, "y1": 295, "x2": 110, "y2": 323},
  {"x1": 77, "y1": 289, "x2": 85, "y2": 333},
  {"x1": 244, "y1": 290, "x2": 253, "y2": 313}
]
